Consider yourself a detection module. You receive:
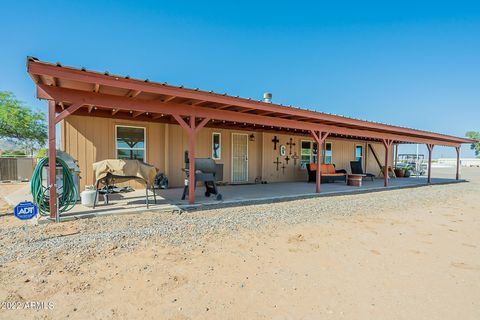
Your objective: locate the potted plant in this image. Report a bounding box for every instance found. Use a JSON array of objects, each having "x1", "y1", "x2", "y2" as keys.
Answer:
[
  {"x1": 403, "y1": 166, "x2": 412, "y2": 178},
  {"x1": 394, "y1": 167, "x2": 405, "y2": 177}
]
